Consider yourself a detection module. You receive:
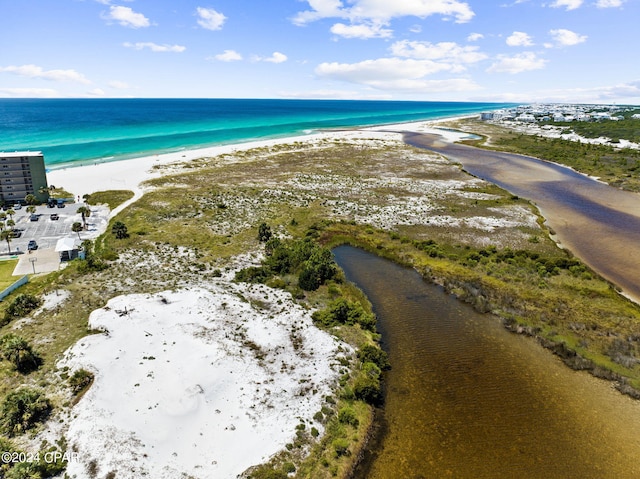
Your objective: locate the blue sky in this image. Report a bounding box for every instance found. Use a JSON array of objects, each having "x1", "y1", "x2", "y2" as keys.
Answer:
[{"x1": 1, "y1": 0, "x2": 638, "y2": 104}]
